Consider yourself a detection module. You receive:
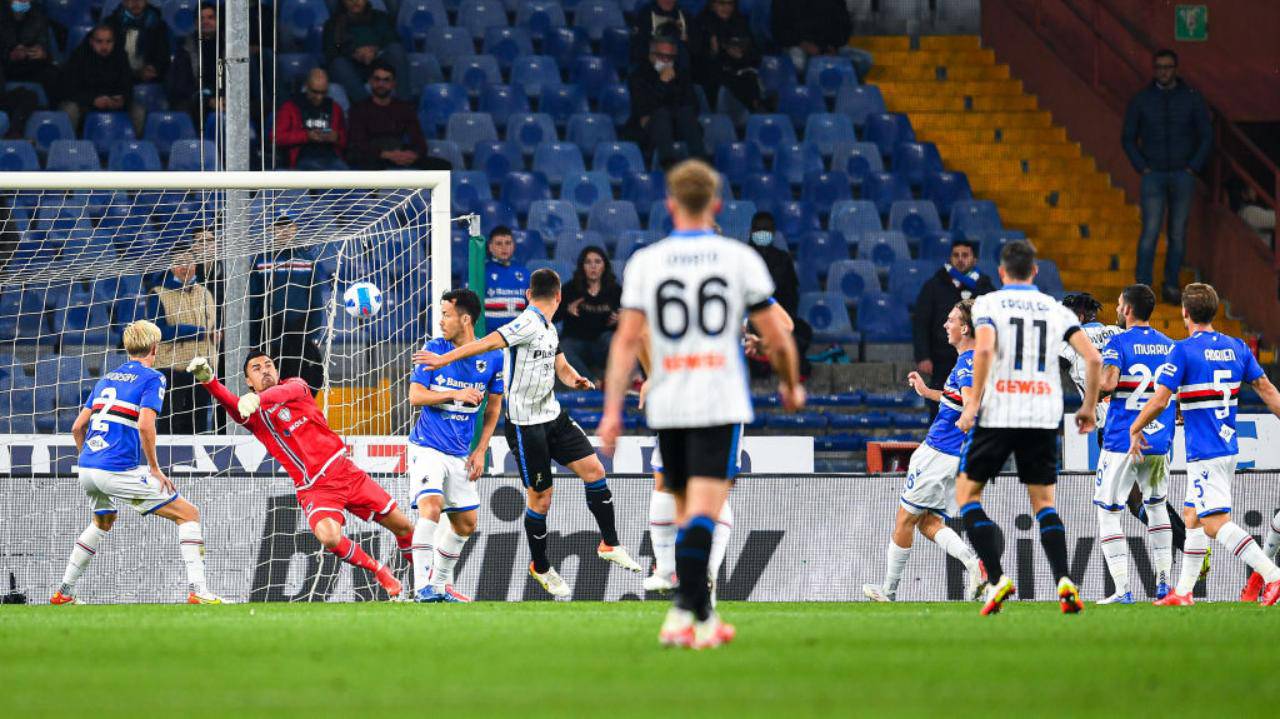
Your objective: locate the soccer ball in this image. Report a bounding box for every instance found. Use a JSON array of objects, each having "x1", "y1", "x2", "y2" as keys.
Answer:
[{"x1": 343, "y1": 282, "x2": 383, "y2": 317}]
